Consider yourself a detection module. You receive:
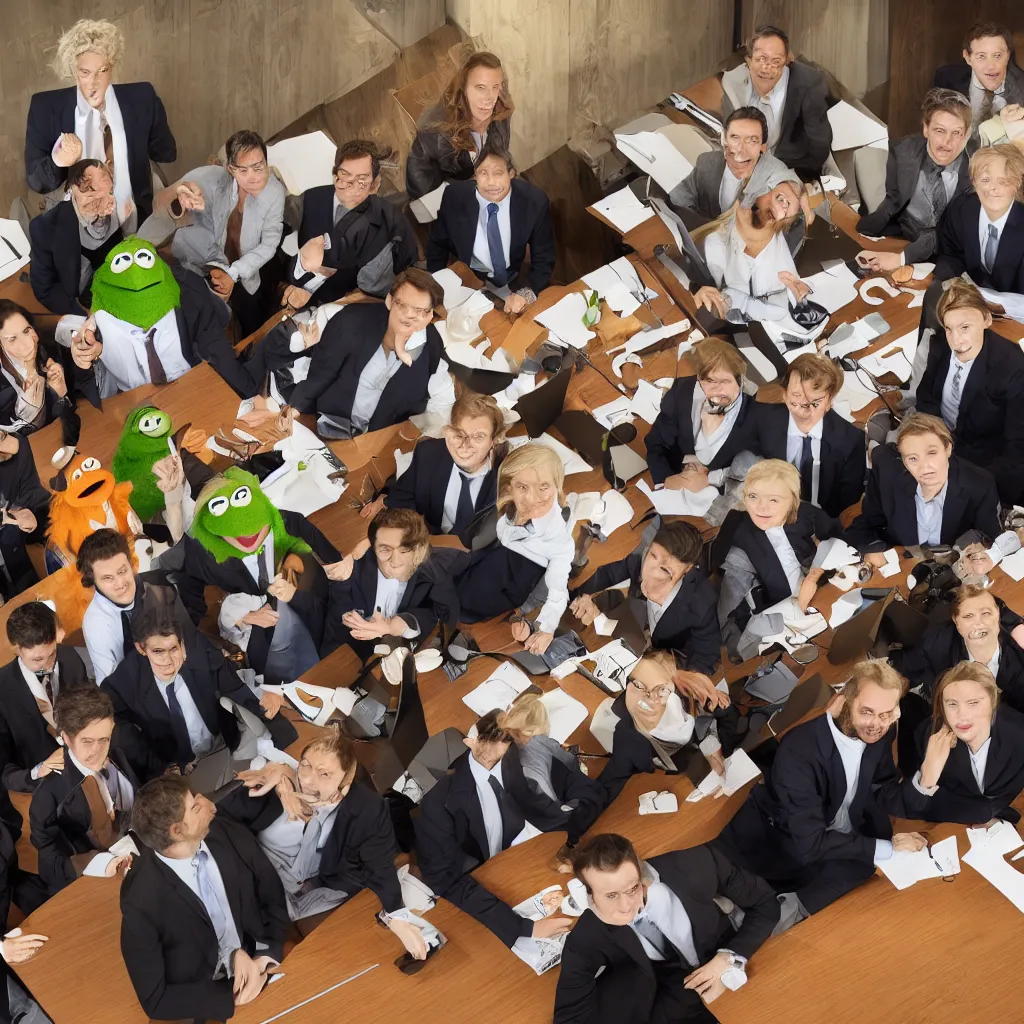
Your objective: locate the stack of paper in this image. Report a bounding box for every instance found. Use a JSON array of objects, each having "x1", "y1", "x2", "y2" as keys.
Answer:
[
  {"x1": 539, "y1": 687, "x2": 589, "y2": 744},
  {"x1": 812, "y1": 537, "x2": 862, "y2": 571},
  {"x1": 432, "y1": 267, "x2": 477, "y2": 310},
  {"x1": 827, "y1": 100, "x2": 888, "y2": 150},
  {"x1": 614, "y1": 131, "x2": 694, "y2": 192},
  {"x1": 462, "y1": 661, "x2": 533, "y2": 716},
  {"x1": 622, "y1": 319, "x2": 693, "y2": 357},
  {"x1": 582, "y1": 257, "x2": 658, "y2": 317},
  {"x1": 802, "y1": 263, "x2": 860, "y2": 314},
  {"x1": 266, "y1": 131, "x2": 337, "y2": 194},
  {"x1": 689, "y1": 749, "x2": 762, "y2": 800},
  {"x1": 636, "y1": 477, "x2": 717, "y2": 517},
  {"x1": 592, "y1": 187, "x2": 654, "y2": 234},
  {"x1": 876, "y1": 836, "x2": 961, "y2": 890},
  {"x1": 535, "y1": 292, "x2": 597, "y2": 348},
  {"x1": 757, "y1": 596, "x2": 827, "y2": 653},
  {"x1": 878, "y1": 548, "x2": 901, "y2": 577}
]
